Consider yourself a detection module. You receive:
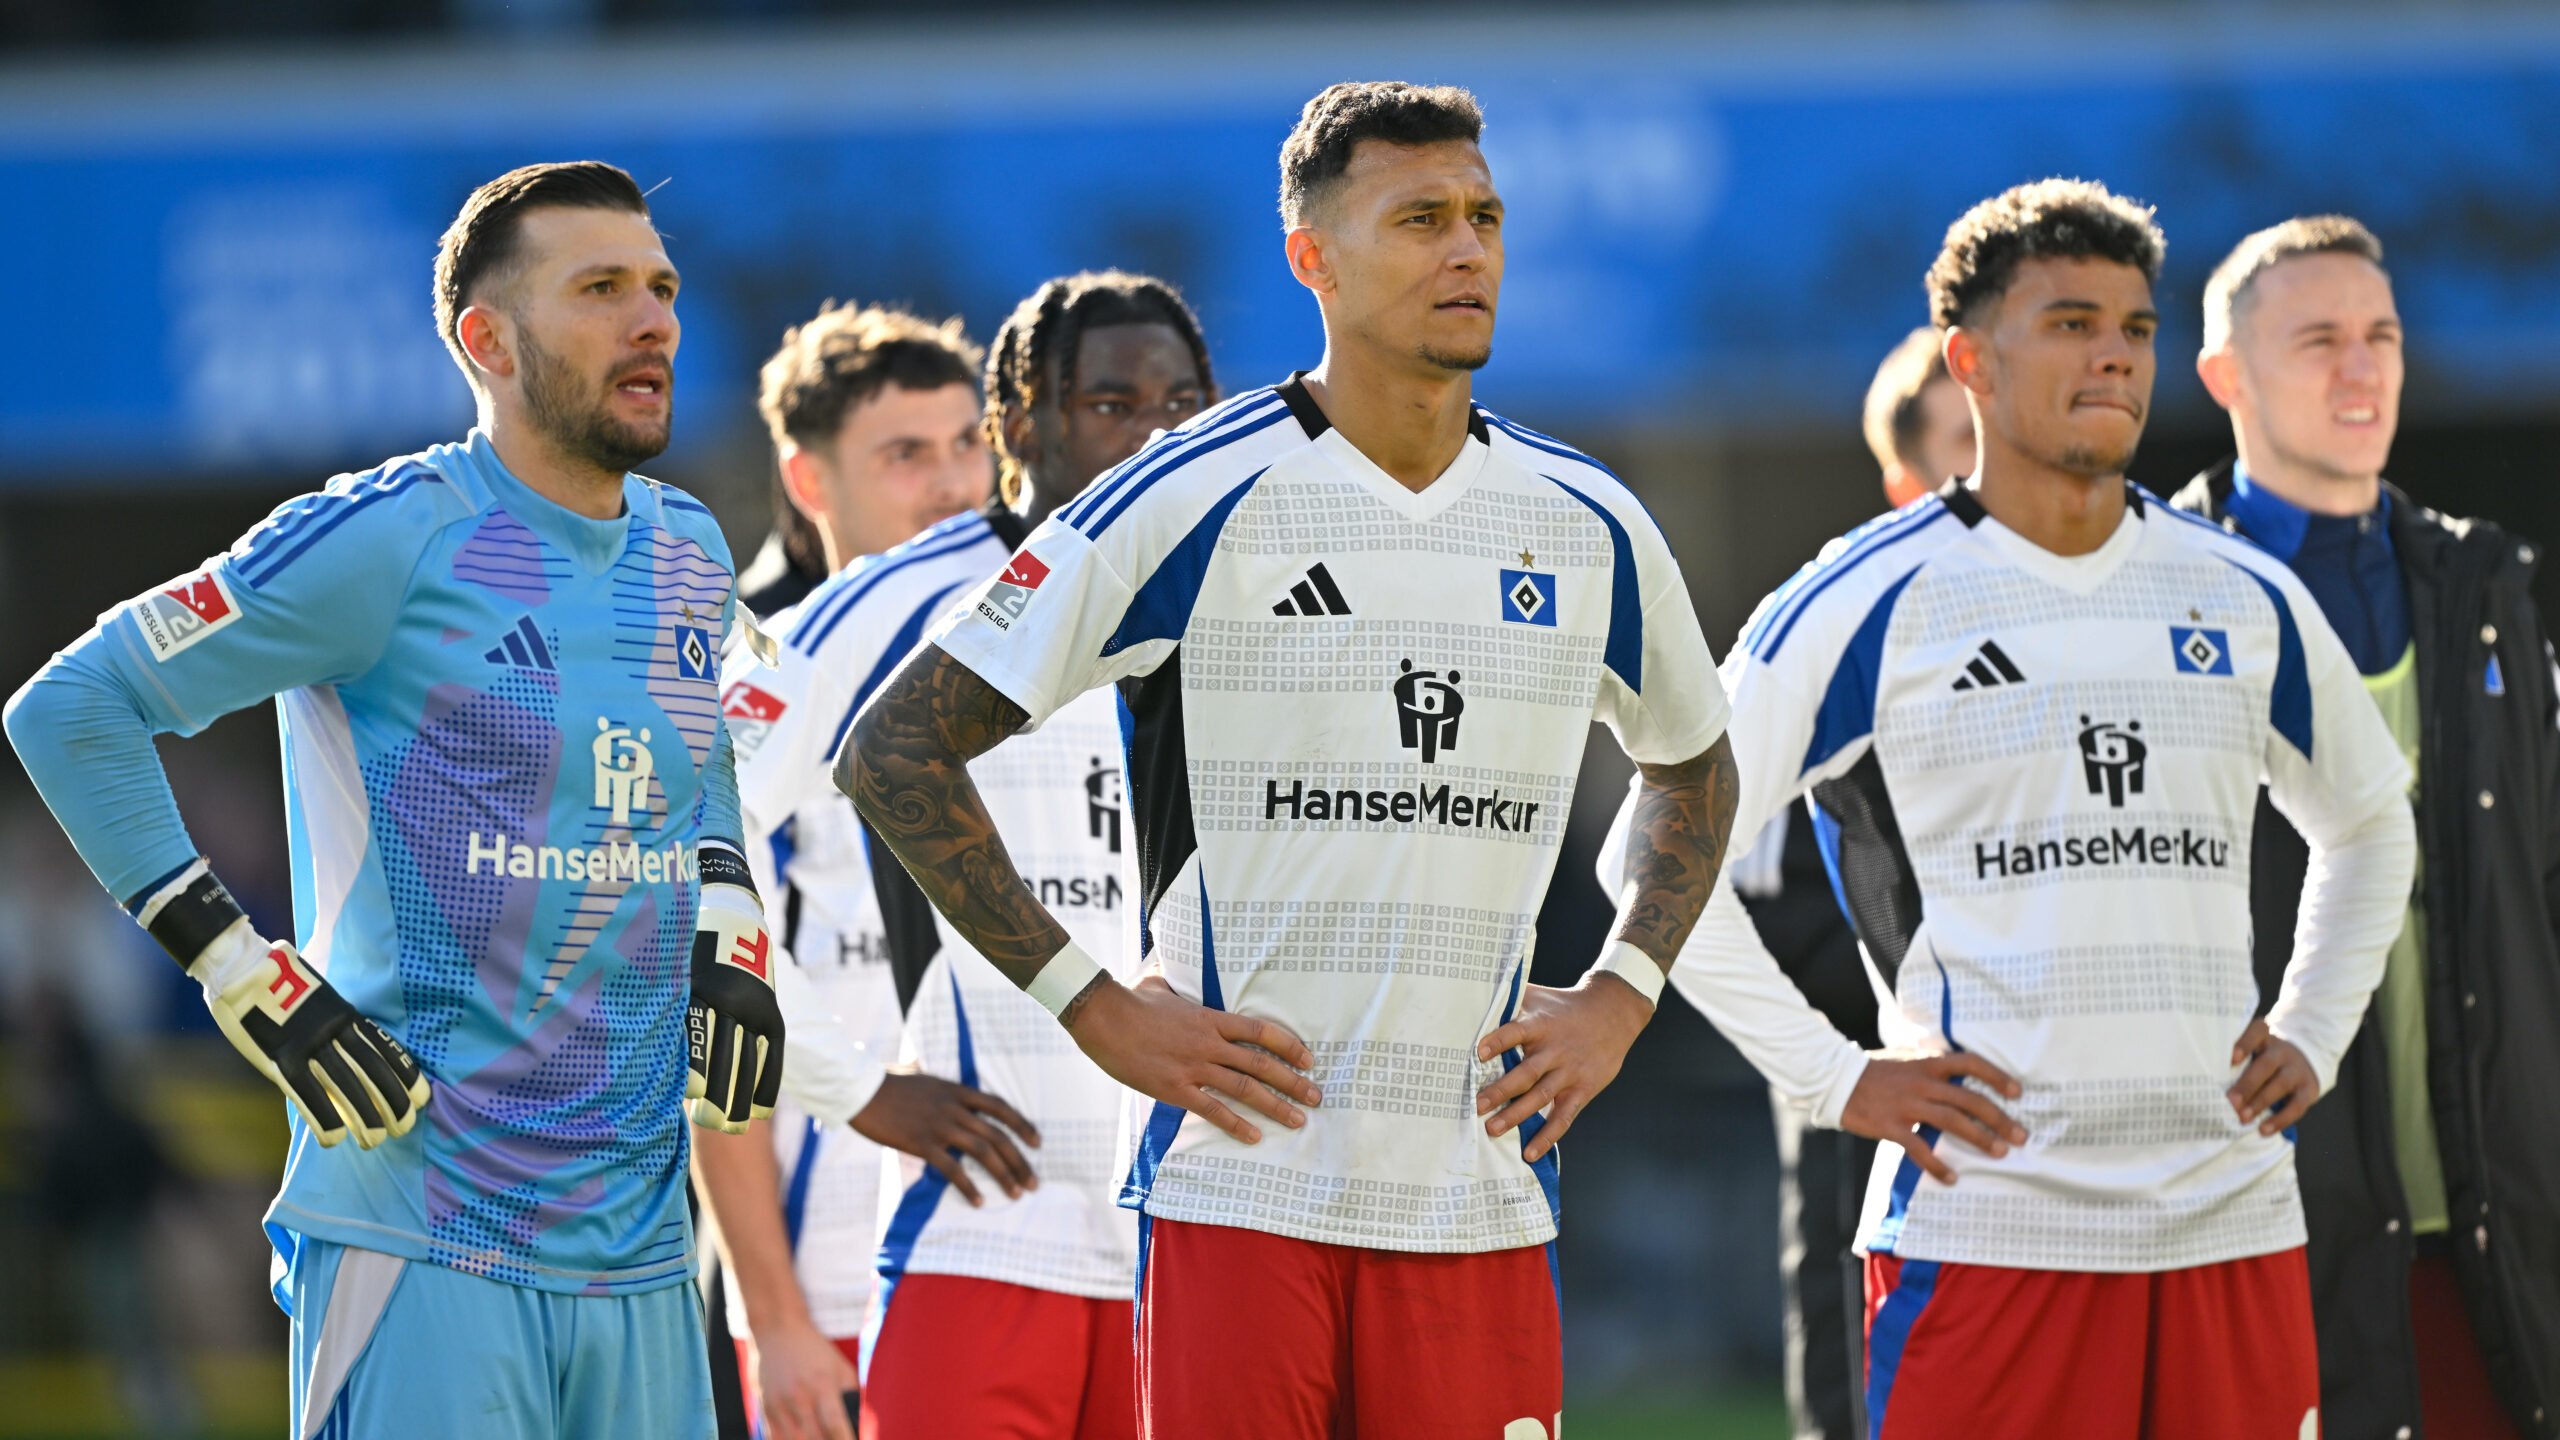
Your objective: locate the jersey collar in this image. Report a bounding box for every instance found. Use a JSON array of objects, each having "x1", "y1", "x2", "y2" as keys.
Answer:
[{"x1": 1279, "y1": 371, "x2": 1492, "y2": 523}]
